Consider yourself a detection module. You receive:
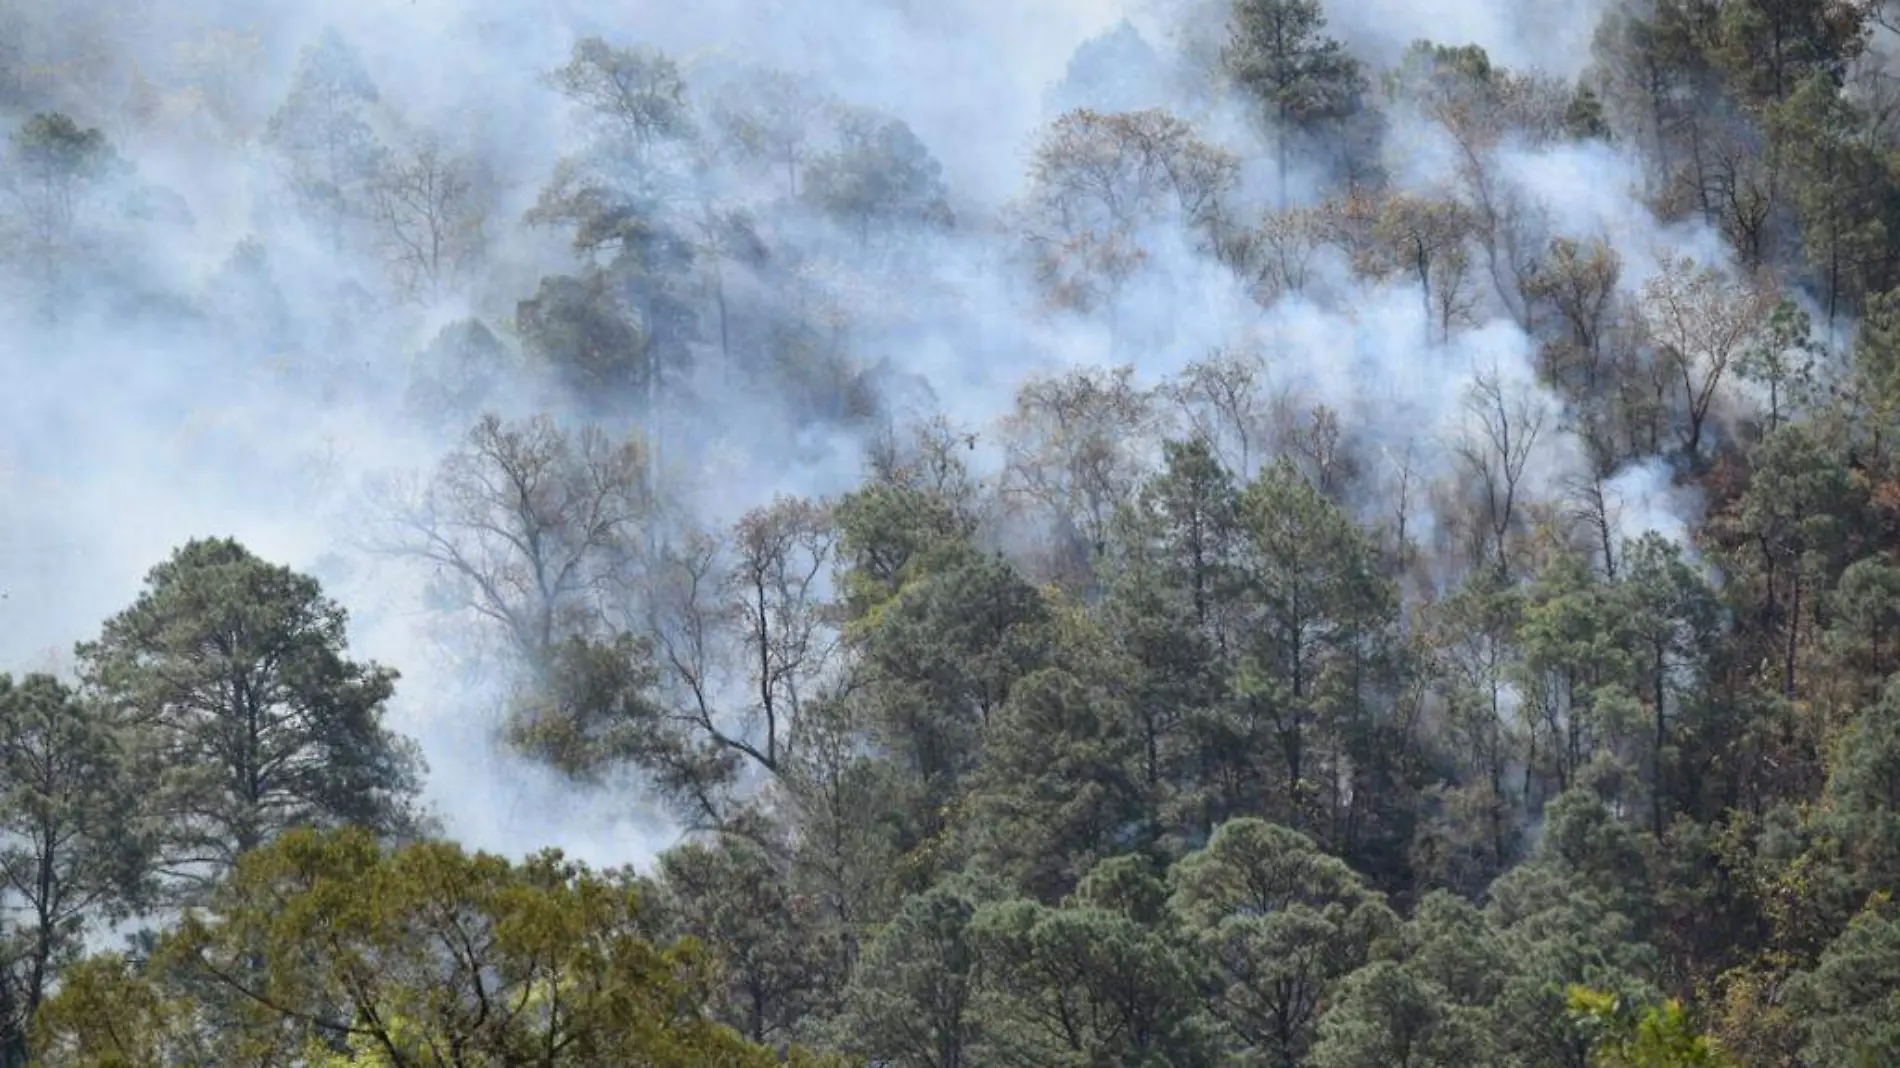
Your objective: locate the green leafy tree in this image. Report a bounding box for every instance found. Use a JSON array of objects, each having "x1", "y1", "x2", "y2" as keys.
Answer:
[
  {"x1": 834, "y1": 874, "x2": 1002, "y2": 1068},
  {"x1": 1117, "y1": 436, "x2": 1245, "y2": 646},
  {"x1": 1807, "y1": 677, "x2": 1900, "y2": 906},
  {"x1": 1399, "y1": 891, "x2": 1510, "y2": 1008},
  {"x1": 654, "y1": 836, "x2": 846, "y2": 1046},
  {"x1": 1708, "y1": 421, "x2": 1866, "y2": 713},
  {"x1": 965, "y1": 662, "x2": 1147, "y2": 901},
  {"x1": 849, "y1": 547, "x2": 1054, "y2": 886},
  {"x1": 1222, "y1": 0, "x2": 1371, "y2": 200},
  {"x1": 0, "y1": 675, "x2": 148, "y2": 1065},
  {"x1": 1168, "y1": 819, "x2": 1397, "y2": 1067},
  {"x1": 33, "y1": 829, "x2": 834, "y2": 1067},
  {"x1": 1785, "y1": 905, "x2": 1900, "y2": 1066},
  {"x1": 1416, "y1": 566, "x2": 1524, "y2": 892},
  {"x1": 1569, "y1": 987, "x2": 1736, "y2": 1067},
  {"x1": 1485, "y1": 841, "x2": 1662, "y2": 1068},
  {"x1": 1099, "y1": 448, "x2": 1235, "y2": 842},
  {"x1": 1764, "y1": 74, "x2": 1894, "y2": 325},
  {"x1": 1615, "y1": 535, "x2": 1719, "y2": 831},
  {"x1": 1231, "y1": 458, "x2": 1397, "y2": 838},
  {"x1": 1309, "y1": 960, "x2": 1489, "y2": 1068},
  {"x1": 1714, "y1": 0, "x2": 1870, "y2": 104},
  {"x1": 1588, "y1": 0, "x2": 1722, "y2": 204},
  {"x1": 971, "y1": 889, "x2": 1208, "y2": 1067},
  {"x1": 76, "y1": 539, "x2": 425, "y2": 899}
]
